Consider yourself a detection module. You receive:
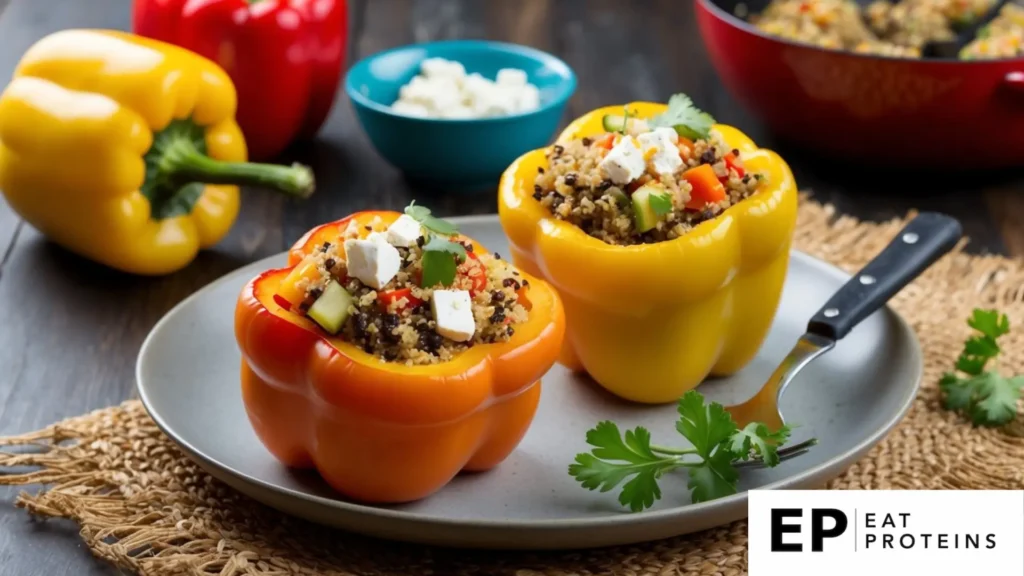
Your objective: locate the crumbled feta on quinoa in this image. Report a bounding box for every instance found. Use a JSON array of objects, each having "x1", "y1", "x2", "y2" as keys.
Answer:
[
  {"x1": 431, "y1": 289, "x2": 476, "y2": 342},
  {"x1": 598, "y1": 136, "x2": 646, "y2": 185},
  {"x1": 385, "y1": 214, "x2": 423, "y2": 247},
  {"x1": 343, "y1": 234, "x2": 401, "y2": 289},
  {"x1": 638, "y1": 127, "x2": 683, "y2": 178}
]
